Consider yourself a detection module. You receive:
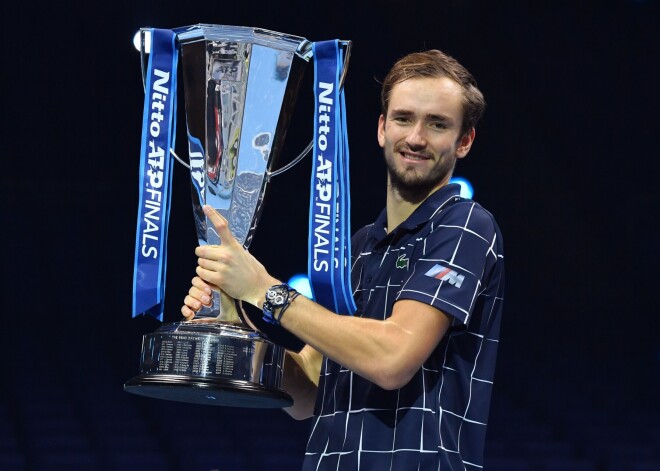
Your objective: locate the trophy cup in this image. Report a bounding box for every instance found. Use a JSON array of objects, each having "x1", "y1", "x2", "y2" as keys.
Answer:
[{"x1": 124, "y1": 25, "x2": 344, "y2": 408}]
